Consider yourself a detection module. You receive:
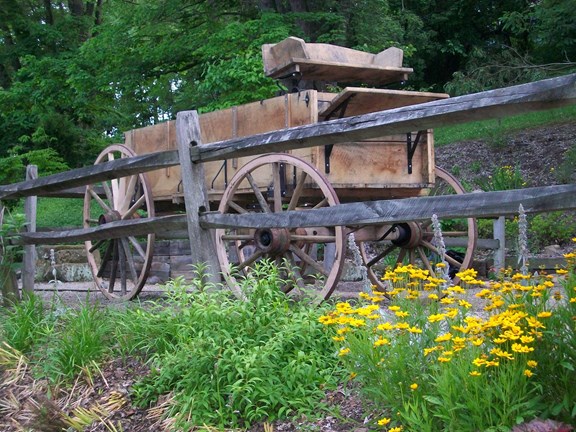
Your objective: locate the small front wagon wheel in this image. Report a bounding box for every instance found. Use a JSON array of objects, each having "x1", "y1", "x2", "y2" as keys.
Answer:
[
  {"x1": 83, "y1": 145, "x2": 155, "y2": 300},
  {"x1": 214, "y1": 154, "x2": 346, "y2": 301}
]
